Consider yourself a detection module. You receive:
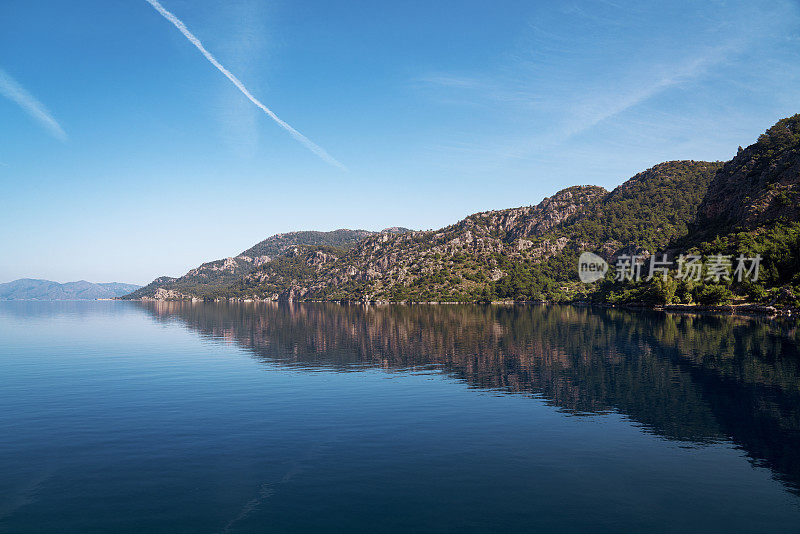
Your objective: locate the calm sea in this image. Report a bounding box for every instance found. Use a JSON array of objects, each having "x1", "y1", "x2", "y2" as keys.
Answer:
[{"x1": 1, "y1": 301, "x2": 799, "y2": 532}]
